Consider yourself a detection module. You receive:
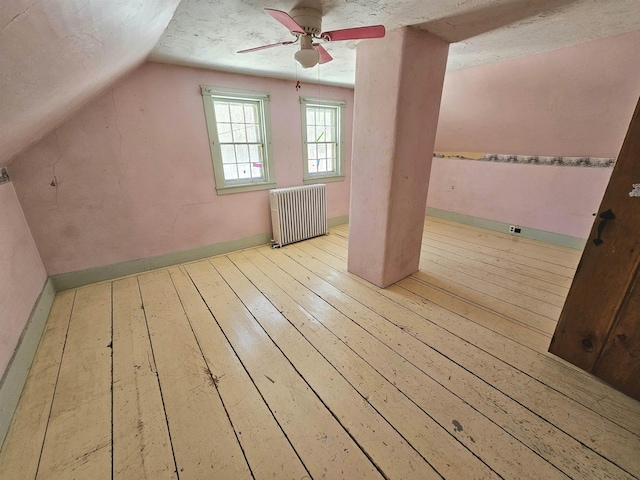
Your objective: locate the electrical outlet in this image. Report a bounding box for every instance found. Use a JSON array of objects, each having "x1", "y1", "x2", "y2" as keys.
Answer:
[{"x1": 508, "y1": 225, "x2": 516, "y2": 233}]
